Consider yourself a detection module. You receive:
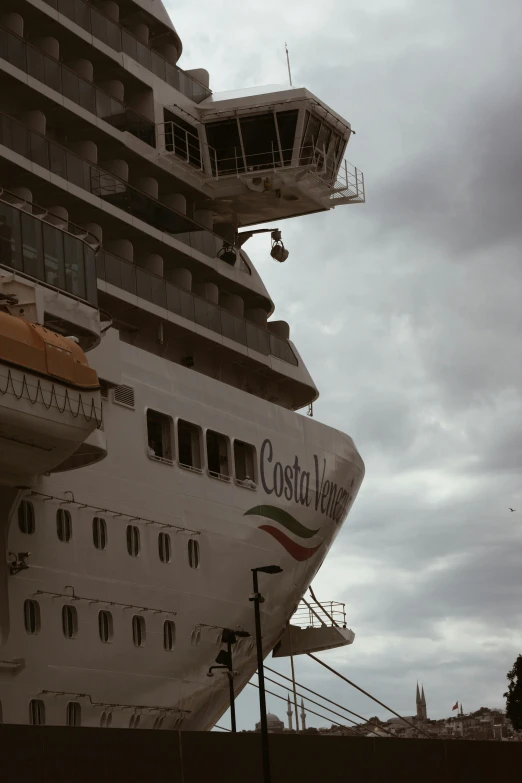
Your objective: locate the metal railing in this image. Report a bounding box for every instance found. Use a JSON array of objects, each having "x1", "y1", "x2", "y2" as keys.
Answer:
[
  {"x1": 0, "y1": 111, "x2": 232, "y2": 264},
  {"x1": 156, "y1": 121, "x2": 203, "y2": 172},
  {"x1": 0, "y1": 187, "x2": 98, "y2": 307},
  {"x1": 41, "y1": 0, "x2": 211, "y2": 103},
  {"x1": 292, "y1": 600, "x2": 347, "y2": 629},
  {"x1": 96, "y1": 249, "x2": 298, "y2": 366},
  {"x1": 0, "y1": 25, "x2": 155, "y2": 147}
]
